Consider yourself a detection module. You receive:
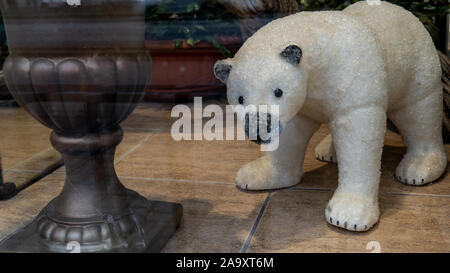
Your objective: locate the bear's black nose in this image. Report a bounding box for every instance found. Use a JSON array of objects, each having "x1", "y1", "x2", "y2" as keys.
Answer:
[{"x1": 245, "y1": 112, "x2": 272, "y2": 144}]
